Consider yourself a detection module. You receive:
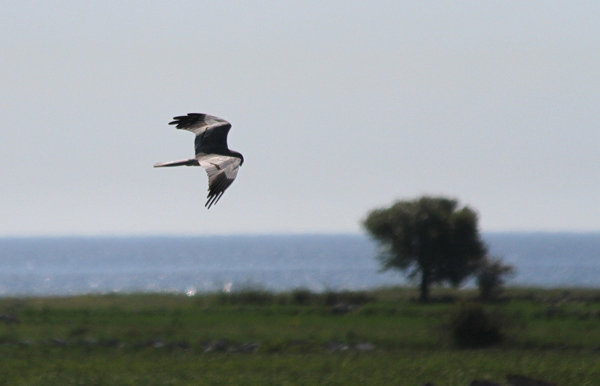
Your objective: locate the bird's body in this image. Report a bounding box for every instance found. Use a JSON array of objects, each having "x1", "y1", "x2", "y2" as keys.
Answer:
[{"x1": 154, "y1": 113, "x2": 244, "y2": 209}]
